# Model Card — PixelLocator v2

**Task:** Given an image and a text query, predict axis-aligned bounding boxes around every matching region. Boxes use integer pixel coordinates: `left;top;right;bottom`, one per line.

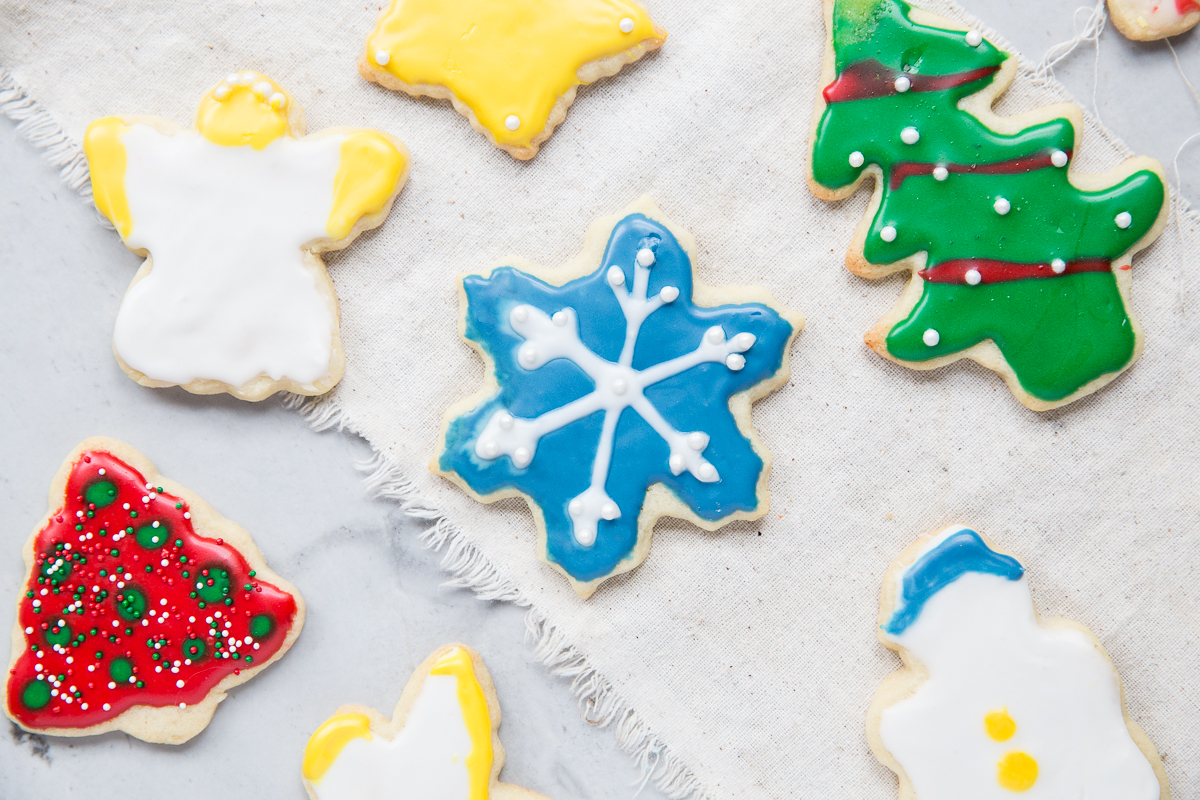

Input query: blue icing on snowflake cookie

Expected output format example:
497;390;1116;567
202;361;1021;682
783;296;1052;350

435;198;803;596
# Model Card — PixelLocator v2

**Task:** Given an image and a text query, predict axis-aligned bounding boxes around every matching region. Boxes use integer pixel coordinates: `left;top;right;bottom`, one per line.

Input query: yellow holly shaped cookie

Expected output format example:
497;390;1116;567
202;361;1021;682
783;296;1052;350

302;644;548;800
360;0;667;159
84;72;410;401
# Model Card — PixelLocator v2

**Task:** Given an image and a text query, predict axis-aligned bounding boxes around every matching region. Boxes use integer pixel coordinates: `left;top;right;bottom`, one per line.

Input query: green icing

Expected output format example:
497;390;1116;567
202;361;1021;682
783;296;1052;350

249;614;273;638
85;480;118;508
22;680;51;710
136;522;170;549
45;620;71;646
888;273;1135;401
197;566;231;603
109;657;133;683
116;585;146;620
183;637;207;660
831;0;1004;74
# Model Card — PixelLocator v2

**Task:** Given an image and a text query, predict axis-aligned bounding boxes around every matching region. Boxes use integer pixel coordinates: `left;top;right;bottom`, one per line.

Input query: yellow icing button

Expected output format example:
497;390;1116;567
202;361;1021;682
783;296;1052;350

429;647;493;800
997;751;1039;792
365;0;663;148
83;116;134;239
984;708;1017;742
196;72;289;150
328;131;408;240
302;712;373;783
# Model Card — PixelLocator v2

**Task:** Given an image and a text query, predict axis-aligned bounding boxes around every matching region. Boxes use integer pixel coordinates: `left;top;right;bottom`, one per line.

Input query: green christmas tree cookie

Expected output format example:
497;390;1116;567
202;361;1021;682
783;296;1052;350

808;0;1168;410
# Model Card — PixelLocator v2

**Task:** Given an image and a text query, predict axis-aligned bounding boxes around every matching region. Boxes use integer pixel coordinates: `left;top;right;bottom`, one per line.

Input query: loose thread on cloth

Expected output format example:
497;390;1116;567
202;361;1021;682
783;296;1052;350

282;393;711;800
1032;0;1107;126
0;68;94;199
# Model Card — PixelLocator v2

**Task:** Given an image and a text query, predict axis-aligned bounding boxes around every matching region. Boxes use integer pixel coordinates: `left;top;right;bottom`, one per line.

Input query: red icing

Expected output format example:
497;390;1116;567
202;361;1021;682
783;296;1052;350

889;150;1073;191
919;257;1112;284
1177;1;1200;15
6;450;297;729
822;60;1000;104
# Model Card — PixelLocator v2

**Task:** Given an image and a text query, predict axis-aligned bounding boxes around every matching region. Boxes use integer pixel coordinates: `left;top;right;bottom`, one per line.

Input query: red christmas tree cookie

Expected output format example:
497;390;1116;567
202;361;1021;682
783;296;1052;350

4;437;305;744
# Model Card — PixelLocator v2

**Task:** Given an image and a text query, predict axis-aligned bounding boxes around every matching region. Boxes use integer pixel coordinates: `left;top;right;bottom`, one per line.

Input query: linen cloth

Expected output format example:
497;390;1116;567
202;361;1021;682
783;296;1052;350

3;1;1198;797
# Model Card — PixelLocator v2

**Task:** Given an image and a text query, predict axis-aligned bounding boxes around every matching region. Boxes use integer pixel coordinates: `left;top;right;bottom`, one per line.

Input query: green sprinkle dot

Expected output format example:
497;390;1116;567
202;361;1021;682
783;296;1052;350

244;656;253;664
110;549;119;557
74;524;83;531
99;570;107;577
136;680;144;688
130;511;138;518
145;566;152;573
175;503;182;509
175;539;183;547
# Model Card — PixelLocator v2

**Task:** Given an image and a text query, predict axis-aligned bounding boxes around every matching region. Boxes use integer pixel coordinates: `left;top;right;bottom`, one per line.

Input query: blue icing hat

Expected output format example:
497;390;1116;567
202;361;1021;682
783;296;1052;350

884;528;1025;635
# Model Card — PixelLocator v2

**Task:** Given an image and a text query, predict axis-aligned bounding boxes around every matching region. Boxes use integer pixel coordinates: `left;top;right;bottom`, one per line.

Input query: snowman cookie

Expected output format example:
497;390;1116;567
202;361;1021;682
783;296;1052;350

302;644;548;800
870;526;1168;800
359;0;667;159
432;196;803;597
84;71;410;401
1108;0;1199;40
5;437;304;744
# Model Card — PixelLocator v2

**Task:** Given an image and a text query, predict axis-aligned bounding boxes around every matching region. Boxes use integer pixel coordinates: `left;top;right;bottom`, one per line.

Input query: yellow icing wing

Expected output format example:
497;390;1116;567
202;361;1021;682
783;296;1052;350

327;130;408;240
429;647;493;800
302;712;374;783
83;117;133;239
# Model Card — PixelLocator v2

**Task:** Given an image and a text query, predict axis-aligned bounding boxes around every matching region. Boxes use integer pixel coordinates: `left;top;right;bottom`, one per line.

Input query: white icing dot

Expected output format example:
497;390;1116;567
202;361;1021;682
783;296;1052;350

611;378;628;395
1115;211;1133;229
481;440;499;458
569;499;584;516
966;29;983;46
519;345;538;366
239;72;256;85
498;412;514;430
726;354;746;370
375;49;391;65
213;85;231;101
901;126;920;145
848;150;865;168
513;447;532;468
659;286;679;302
705;327;724;345
269;92;287;110
224;72;240;86
607;266;626;286
619;16;635;33
1051;258;1067;274
637;248;656;267
994;197;1011;215
894;76;911;93
601;502;620;520
253;81;273;99
933;166;949;181
732;332;756;351
923;328;941;347
552;310;569;326
687;432;708;450
505;115;521;131
880;225;898;242
1051;149;1069;168
669;454;686;473
965;268;982;285
699;463;718;481
511;305;529;324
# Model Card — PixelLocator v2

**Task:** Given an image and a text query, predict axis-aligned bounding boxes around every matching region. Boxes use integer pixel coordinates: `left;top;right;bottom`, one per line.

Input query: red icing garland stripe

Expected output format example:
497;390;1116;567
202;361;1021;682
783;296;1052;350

919;258;1112;285
889;150;1073;191
822;60;1000;104
6;450;298;729
1178;1;1200;14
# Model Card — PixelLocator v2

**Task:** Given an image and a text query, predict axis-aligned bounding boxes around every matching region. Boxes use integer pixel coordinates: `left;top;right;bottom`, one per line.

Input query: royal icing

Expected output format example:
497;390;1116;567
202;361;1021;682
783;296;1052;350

435;199;800;596
810;0;1166;406
303;646;539;800
5;444;300;739
874;527;1163;800
362;0;665;157
84;71;408;399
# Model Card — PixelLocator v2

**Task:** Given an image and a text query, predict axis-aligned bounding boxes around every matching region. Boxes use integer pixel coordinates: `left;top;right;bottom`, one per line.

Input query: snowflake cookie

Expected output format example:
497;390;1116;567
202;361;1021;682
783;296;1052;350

302;644;549;800
433;197;803;597
1108;0;1199;40
359;0;667;159
870;526;1168;800
808;0;1168;411
84;71;410;401
4;437;304;744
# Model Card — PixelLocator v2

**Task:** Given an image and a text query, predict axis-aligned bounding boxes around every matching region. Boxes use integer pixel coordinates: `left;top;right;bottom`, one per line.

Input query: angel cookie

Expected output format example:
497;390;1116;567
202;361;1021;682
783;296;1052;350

84;72;409;401
302;644;548;800
808;0;1167;410
360;0;666;159
1108;0;1199;40
4;437;304;744
870;526;1168;800
433;196;803;597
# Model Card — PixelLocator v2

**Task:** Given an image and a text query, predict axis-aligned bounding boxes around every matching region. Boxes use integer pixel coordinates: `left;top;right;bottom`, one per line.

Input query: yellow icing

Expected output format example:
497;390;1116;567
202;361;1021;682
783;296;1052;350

83;117;133;238
984;709;1017;742
327;131;408;239
429;646;493;800
196;74;289;150
366;0;662;147
997;751;1039;792
303;712;374;783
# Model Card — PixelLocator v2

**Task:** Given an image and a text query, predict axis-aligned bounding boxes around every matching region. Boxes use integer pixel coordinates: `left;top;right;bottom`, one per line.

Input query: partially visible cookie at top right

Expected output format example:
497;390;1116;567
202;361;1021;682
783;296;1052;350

1108;0;1199;40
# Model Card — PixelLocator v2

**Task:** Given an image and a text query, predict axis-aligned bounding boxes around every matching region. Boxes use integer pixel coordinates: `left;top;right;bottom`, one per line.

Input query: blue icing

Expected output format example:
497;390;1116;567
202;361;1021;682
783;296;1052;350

884;528;1025;635
439;213;795;583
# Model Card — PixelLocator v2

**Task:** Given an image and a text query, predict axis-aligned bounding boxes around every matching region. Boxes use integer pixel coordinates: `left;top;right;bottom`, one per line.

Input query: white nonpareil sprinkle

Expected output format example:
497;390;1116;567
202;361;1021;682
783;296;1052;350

923;328;941;347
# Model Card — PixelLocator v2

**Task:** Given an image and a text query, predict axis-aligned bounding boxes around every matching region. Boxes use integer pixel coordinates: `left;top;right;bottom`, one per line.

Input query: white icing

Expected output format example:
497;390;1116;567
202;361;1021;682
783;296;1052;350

965;29;983;46
473;249;756;546
880;225;898;242
619;16;635;32
505;114;521;130
849;150;865;168
901;126;920;145
112;125;342;388
932;166;948;181
922;328;940;346
894;76;911;93
1051;149;1069;168
1115;211;1133;229
880;530;1160;800
311;675;473;800
1051;258;1067;274
964;268;982;285
993;197;1011;215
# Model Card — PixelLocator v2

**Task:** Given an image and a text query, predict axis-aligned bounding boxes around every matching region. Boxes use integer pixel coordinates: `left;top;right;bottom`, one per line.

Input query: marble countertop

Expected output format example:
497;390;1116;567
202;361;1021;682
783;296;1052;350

1;1;1196;797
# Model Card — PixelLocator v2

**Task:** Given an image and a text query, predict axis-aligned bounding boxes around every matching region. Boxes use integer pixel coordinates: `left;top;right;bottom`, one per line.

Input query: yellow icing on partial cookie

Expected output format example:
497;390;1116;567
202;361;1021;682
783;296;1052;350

328;131;408;239
83;117;133;238
997;751;1039;792
302;712;374;783
196;74;289;150
429;646;493;800
366;0;662;148
984;709;1017;742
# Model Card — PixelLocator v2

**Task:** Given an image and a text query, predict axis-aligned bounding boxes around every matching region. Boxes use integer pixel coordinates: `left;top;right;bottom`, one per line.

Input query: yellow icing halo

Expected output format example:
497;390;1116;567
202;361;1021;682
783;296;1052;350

196;70;296;150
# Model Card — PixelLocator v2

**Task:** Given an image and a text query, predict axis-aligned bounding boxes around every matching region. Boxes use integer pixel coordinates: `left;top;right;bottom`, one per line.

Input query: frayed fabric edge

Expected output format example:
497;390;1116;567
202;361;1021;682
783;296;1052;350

0;68;94;200
281;393;712;800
